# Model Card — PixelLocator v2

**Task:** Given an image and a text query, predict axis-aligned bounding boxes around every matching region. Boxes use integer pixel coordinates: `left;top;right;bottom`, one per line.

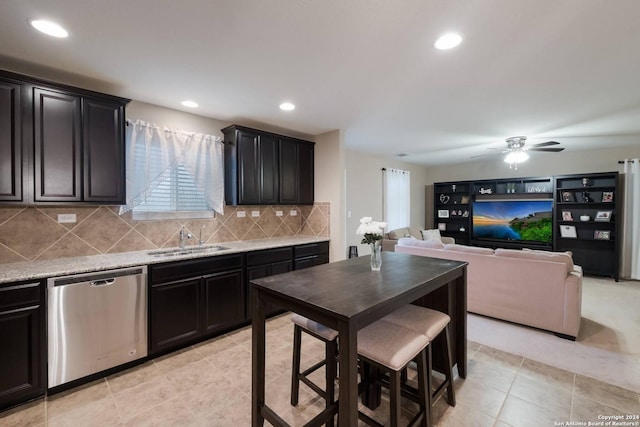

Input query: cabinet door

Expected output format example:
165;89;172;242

246;265;282;317
0;282;45;411
237;129;260;204
297;142;314;204
33;88;82;201
259;133;279;204
0;79;22;201
203;270;245;335
279;138;298;204
83;98;125;203
150;278;202;354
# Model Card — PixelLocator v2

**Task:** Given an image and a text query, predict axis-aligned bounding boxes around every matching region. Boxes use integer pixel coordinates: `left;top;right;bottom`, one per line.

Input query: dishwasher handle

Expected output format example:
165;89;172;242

90;278;116;287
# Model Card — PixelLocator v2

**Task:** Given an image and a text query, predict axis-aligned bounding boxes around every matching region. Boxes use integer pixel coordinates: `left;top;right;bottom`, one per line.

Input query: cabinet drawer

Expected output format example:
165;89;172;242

150;254;244;285
0;281;42;311
246;247;292;266
294;241;329;258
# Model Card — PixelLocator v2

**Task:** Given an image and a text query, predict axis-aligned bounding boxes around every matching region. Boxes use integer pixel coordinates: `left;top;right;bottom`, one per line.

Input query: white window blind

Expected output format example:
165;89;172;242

383;168;410;231
119;120;224;220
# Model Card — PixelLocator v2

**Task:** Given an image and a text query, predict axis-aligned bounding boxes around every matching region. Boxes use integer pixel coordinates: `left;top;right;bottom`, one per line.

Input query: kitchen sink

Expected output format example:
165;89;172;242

147;245;229;257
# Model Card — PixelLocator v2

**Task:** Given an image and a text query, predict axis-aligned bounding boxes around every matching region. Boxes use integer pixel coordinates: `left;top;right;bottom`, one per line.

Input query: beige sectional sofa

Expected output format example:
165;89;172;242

395;239;583;339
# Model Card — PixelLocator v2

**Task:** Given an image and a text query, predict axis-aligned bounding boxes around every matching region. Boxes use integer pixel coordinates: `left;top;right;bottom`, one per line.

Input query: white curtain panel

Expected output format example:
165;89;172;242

119;120;224;215
383;168;410;231
621;159;640;279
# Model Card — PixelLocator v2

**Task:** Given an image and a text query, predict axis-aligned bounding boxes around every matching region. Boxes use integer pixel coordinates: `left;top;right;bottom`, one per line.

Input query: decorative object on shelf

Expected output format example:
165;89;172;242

459;226;466;232
582;177;590;187
594;211;612;222
561;191;575;202
602;191;614;202
559;225;577;238
478;187;493;195
580;215;591;222
562;211;574;221
356;217;387;271
452;184;456;192
594;230;611;240
438;210;449;218
505;182;517;193
438;223;446;231
526;183;549;193
457;210;463;216
582;191;593;203
462;210;469;217
451;210;457;216
460;195;470;204
439;194;450;204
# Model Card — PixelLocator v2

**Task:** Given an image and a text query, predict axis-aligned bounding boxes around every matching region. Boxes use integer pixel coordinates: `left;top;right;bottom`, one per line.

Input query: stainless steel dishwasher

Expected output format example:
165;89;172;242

48;266;148;388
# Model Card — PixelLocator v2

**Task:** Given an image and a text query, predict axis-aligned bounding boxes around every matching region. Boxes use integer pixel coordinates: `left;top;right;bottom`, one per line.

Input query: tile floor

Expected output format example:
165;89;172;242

2;313;639;427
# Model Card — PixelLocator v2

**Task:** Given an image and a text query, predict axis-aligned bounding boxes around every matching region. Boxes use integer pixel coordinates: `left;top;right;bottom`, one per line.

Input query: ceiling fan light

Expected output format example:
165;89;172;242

504;151;529;164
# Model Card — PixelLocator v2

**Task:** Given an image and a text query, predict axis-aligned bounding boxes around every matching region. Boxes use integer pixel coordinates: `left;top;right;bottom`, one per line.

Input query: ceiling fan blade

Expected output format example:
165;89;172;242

529;147;565;152
530;141;560;147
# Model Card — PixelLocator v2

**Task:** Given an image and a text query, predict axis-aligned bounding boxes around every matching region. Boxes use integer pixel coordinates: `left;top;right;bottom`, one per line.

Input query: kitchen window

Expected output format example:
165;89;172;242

119;120;224;220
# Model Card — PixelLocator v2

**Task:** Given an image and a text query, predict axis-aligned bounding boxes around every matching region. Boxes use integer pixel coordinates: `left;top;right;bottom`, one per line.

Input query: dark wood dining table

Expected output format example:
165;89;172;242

250;251;468;427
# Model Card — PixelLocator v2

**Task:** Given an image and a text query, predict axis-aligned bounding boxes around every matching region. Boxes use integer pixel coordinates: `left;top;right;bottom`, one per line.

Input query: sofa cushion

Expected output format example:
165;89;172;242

398;237;445;249
444;244;495;255
407;226;424;239
421;229;442;243
523;247;573;258
388;227;411;240
495;248;574;274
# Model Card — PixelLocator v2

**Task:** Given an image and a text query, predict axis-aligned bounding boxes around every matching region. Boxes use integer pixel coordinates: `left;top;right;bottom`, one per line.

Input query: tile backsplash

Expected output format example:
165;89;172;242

0;203;329;265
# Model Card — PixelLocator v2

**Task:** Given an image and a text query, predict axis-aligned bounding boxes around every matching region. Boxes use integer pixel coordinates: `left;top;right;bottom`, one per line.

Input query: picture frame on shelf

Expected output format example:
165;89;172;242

594;230;611;240
437;209;449;218
561;191;575;202
594;210;612;222
438;223;446;231
460;195;470;204
559;225;577;238
601;191;614;202
562;211;574;221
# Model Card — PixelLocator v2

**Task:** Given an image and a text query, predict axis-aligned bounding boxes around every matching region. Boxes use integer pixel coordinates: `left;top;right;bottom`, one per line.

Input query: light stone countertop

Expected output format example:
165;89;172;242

0;236;330;284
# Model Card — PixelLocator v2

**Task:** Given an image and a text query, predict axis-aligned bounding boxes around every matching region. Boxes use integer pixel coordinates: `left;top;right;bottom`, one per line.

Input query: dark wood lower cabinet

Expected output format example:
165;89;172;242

0;281;45;412
203;270;244;335
149;278;202;354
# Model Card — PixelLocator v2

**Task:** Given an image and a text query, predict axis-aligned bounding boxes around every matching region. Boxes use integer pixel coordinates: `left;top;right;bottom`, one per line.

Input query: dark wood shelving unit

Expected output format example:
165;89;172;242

433;172;620;280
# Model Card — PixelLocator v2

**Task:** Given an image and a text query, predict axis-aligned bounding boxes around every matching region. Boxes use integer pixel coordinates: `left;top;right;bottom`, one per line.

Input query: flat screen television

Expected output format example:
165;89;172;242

472;199;553;244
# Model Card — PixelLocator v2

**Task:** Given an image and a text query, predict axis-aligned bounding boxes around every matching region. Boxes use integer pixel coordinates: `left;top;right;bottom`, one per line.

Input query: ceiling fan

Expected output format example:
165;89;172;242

475;136;565;169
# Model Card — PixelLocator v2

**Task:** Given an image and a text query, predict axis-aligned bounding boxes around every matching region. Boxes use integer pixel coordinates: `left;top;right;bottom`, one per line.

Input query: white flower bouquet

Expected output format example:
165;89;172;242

356;217;388;245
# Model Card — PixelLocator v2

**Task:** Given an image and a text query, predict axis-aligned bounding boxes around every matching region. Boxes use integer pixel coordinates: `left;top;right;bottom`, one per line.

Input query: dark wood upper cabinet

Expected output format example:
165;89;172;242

223;125;314;205
0;69;129;205
280;138;314;205
83;98;125;203
33;88;82;202
0;78;22;201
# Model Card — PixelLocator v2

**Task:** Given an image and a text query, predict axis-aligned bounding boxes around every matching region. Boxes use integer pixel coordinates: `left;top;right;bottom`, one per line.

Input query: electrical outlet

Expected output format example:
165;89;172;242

275;210;283;217
237;211;246;218
57;214;77;223
251;211;260;217
290;210;297;216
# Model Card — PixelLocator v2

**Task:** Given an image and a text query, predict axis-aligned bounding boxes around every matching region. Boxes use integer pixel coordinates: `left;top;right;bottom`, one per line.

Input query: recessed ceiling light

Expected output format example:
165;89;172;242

181;100;198;108
434;33;462;50
30;19;69;38
279;102;295;111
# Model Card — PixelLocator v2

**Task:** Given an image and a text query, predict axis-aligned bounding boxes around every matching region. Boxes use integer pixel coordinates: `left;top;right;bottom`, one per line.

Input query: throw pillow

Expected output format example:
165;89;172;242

387;227;409;240
421;229;442;243
523;248;573;258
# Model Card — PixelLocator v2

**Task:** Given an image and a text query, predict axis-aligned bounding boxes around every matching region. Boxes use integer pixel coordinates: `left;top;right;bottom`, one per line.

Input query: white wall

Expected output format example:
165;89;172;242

345;149;428;256
314;130;346;262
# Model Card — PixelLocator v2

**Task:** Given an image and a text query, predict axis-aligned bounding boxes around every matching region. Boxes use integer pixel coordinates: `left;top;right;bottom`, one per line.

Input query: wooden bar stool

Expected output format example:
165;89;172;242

290;314;338;425
383;305;456;409
357;319;432;427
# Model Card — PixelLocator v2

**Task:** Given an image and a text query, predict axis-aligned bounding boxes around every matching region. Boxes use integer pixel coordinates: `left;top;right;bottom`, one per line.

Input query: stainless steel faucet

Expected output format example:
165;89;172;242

179;226;192;249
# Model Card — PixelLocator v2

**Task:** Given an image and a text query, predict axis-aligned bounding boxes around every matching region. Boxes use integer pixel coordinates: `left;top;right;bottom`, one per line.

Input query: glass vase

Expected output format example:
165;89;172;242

370;241;382;271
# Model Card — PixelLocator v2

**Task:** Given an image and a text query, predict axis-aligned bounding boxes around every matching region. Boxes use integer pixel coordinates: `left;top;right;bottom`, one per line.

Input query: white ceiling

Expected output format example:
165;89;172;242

1;0;639;165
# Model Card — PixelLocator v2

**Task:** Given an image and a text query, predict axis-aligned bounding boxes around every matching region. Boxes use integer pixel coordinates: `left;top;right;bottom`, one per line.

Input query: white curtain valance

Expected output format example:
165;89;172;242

119;120;224;215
